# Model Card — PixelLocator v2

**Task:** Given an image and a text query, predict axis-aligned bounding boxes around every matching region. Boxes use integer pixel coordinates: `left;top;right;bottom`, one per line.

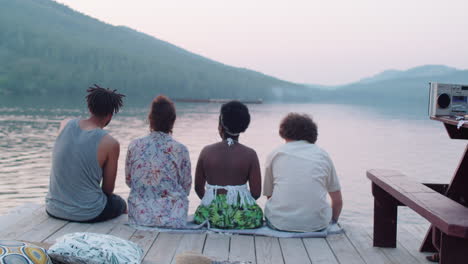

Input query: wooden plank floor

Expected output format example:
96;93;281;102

0;204;433;264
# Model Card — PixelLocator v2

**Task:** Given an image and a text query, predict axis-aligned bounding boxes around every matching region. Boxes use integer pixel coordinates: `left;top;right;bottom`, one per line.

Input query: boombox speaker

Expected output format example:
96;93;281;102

428;82;468;117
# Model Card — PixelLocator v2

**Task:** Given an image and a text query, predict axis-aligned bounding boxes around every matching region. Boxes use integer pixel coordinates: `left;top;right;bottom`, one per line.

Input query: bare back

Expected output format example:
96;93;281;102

195;141;261;199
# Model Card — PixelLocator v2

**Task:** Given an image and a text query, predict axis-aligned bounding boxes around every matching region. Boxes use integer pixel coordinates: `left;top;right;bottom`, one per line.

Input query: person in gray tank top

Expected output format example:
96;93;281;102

46;85;127;222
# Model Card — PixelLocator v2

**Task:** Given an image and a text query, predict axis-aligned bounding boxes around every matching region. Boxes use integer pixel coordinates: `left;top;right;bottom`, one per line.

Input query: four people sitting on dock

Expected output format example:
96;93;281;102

263;113;343;232
125;96;192;228
193;101;263;229
45;89;342;231
46;85;127;223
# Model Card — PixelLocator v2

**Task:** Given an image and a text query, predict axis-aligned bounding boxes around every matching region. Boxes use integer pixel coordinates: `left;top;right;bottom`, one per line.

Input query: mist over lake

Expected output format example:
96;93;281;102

1;101;465;225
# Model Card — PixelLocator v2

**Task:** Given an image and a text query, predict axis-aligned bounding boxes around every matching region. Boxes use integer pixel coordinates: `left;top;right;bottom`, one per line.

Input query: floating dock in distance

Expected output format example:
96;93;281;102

174;98;263;104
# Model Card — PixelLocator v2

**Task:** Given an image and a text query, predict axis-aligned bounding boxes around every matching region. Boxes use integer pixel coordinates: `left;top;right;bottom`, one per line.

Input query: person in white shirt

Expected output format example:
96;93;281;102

263;113;343;232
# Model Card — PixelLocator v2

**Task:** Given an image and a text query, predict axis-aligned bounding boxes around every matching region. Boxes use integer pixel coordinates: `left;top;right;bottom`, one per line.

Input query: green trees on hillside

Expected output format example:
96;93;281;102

3;0;464;106
0;0;306;100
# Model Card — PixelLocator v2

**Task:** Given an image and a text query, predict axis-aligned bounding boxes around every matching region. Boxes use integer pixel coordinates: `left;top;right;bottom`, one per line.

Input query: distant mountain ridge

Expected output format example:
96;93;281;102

322;65;468;112
357;65;461;84
302;65;468;115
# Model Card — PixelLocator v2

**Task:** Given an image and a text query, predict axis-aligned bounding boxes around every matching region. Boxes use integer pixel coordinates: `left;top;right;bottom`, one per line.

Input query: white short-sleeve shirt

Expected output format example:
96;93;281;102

263;140;341;232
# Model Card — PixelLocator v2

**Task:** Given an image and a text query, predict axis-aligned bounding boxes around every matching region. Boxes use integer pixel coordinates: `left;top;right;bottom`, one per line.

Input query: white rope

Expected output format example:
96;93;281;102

226;138;235;146
457;120;467;129
201;183;256;207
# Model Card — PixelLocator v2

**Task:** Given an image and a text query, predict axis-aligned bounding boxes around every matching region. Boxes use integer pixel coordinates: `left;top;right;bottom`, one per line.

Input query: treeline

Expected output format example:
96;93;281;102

0;0;312;100
2;0;466;108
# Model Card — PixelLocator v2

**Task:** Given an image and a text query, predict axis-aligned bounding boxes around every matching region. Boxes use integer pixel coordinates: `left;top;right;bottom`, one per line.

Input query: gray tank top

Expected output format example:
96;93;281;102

46;119;108;221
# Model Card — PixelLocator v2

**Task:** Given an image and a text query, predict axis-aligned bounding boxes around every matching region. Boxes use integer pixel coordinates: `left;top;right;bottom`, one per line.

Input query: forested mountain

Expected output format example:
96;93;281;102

318;65;468;111
357;65;458;84
0;0;311;100
2;0;467;107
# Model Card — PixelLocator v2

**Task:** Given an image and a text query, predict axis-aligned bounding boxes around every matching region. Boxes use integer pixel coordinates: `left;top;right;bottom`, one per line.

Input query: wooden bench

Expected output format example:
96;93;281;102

368;169;468;264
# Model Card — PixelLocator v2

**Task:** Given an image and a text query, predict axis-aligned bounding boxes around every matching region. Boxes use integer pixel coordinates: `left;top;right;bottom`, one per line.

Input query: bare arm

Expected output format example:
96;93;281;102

194;150;206;199
101;136;120;196
329;190;343;222
248;152;261;200
263;157;274;199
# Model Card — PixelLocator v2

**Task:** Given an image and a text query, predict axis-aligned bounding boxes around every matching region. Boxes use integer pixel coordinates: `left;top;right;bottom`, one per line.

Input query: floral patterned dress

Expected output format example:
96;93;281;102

125;131;192;228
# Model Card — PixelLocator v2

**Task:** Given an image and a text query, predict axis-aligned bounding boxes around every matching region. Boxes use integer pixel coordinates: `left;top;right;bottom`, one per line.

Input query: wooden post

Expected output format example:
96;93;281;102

445;146;468;206
419;226;437;252
439;233;468;264
372;183;398;248
421;145;468;251
444;123;468;140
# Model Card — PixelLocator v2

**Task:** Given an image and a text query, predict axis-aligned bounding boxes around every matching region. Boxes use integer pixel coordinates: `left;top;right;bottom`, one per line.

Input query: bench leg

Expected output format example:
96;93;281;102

419;225;437;252
372;183;398;248
440;233;468;264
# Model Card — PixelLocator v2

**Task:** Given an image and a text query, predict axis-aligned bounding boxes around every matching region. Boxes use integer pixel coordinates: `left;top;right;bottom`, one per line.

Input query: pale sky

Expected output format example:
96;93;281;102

56;0;468;85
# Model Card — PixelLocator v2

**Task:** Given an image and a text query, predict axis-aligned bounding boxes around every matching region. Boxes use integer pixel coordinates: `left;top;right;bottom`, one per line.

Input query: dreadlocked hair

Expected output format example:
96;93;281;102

86;84;125;117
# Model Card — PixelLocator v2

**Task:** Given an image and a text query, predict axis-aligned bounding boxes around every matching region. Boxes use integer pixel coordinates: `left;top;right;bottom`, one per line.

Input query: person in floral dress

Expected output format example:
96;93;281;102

125;96;191;228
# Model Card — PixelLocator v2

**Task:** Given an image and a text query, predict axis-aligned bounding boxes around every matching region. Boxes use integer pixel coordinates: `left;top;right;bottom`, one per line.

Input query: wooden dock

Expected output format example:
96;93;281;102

0;204;433;264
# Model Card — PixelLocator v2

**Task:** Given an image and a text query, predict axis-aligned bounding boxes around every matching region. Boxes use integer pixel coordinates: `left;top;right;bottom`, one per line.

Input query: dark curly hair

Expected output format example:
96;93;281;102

86;84;125;117
279;113;318;144
220;101;251;136
148;95;176;134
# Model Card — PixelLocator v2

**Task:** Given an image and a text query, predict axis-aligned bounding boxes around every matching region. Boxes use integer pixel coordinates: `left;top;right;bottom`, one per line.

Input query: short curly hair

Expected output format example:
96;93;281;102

279;113;318;143
148;95;176;134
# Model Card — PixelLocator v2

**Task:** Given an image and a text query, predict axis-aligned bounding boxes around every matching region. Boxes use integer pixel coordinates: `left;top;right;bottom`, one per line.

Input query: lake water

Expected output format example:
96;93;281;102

0;101;466;225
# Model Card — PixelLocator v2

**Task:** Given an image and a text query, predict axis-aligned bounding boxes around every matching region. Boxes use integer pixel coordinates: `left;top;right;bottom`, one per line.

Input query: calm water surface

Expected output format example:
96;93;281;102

0;102;466;225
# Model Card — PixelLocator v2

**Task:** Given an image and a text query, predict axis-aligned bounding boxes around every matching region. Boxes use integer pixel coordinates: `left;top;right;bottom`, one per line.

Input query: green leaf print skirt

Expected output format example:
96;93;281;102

194;194;263;229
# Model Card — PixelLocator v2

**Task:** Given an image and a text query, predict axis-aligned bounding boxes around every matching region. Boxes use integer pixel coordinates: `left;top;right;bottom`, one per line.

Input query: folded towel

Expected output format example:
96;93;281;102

128;218;344;238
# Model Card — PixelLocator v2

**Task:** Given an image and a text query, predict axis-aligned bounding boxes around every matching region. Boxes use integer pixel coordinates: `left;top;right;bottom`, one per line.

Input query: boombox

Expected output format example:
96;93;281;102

428;82;468;117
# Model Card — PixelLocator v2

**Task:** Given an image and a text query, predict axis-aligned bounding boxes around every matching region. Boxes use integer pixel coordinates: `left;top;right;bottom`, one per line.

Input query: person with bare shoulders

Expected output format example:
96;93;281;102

263;113;343;232
45;85;127;223
194;101;263;229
